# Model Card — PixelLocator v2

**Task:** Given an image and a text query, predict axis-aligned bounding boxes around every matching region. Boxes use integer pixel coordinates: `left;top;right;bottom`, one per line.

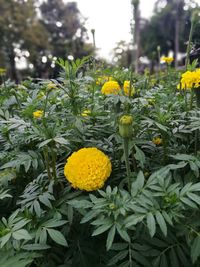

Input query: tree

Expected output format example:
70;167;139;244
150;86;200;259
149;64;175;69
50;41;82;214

140;0;198;67
0;0;49;82
131;0;141;72
40;0;93;76
0;0;93;81
112;41;132;67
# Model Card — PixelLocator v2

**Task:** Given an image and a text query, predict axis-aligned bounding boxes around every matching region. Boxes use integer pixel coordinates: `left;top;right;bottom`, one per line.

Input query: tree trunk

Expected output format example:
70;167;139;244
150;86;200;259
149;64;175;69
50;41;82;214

174;13;179;68
132;0;140;73
8;45;18;83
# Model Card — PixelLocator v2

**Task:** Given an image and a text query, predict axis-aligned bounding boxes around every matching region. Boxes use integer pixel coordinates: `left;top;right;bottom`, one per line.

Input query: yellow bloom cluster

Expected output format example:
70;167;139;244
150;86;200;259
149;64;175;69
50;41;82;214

101;81;121;95
101;80;135;96
47;82;58;91
33;110;44;119
123;81;135;96
81;109;91;117
152;137;162;146
161;56;174;64
177;69;200;90
64;147;112;191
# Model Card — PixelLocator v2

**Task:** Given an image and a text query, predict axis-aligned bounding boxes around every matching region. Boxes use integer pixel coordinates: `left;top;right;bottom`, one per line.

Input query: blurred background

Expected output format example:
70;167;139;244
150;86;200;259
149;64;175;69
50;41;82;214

0;0;200;81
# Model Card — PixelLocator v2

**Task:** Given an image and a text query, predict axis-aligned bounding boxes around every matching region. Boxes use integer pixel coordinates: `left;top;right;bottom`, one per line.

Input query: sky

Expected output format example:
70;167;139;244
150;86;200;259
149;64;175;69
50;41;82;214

65;0;156;59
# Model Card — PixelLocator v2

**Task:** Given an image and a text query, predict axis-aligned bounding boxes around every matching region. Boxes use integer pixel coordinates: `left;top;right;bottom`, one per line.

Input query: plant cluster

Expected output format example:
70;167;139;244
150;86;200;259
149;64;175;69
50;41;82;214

1;57;200;266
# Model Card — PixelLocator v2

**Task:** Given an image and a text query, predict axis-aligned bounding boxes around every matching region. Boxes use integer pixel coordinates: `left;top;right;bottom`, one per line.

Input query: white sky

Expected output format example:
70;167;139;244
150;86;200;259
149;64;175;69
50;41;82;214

17;0;199;69
65;0;156;59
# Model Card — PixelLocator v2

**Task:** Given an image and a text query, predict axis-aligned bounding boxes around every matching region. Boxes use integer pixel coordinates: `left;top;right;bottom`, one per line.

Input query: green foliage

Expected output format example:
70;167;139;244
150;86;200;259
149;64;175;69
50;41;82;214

1;57;200;266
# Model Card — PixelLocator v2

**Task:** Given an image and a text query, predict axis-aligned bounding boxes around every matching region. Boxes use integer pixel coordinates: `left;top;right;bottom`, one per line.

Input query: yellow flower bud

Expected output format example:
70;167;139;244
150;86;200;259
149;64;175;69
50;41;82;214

33;110;44;119
119;115;133;138
152;137;162;146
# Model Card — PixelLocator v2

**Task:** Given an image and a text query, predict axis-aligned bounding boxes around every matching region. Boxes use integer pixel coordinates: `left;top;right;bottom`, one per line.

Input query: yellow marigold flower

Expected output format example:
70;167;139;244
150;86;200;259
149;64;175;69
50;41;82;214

33;110;44;119
81;109;91;117
161;56;174;64
123;81;135;96
177;69;200;90
101;81;121;95
152;137;162;146
47;82;57;91
64;147;112;191
96;76;113;85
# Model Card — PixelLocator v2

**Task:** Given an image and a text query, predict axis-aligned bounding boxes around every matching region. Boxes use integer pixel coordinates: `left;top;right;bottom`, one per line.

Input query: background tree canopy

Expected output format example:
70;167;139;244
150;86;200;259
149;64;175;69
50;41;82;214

0;0;93;81
0;0;199;79
113;0;200;69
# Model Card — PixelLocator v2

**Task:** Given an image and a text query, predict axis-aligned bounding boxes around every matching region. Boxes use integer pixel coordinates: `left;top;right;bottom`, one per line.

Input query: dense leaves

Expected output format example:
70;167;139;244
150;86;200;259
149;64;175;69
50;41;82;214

1;57;200;267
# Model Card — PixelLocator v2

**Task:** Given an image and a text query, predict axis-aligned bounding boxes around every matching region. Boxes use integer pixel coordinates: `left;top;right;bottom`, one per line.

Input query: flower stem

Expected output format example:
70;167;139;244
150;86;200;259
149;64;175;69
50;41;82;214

185;14;195;70
43;147;52;179
51;145;57;180
123;137;131;192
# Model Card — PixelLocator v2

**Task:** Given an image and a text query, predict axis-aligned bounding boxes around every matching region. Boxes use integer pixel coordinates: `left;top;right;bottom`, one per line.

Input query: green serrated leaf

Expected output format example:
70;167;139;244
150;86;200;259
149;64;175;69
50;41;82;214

106;225;116;251
147;212;156;237
155;211;167;236
47;228;68;247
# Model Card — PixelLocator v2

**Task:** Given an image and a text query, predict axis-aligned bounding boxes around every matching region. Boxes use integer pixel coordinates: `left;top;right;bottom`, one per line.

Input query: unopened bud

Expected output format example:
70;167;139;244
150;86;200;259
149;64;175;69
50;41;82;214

119;115;133;138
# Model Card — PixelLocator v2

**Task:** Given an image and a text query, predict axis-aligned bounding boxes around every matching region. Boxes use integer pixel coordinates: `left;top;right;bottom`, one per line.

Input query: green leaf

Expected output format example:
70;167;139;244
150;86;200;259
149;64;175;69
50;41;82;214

187;192;200;205
38;139;52;148
176;246;191;267
180;197;198;209
68;199;93;209
155;211;167;236
125;214;145;228
22;244;50;250
33;200;41;217
92;223;112;236
147;212;156;237
47;228;68;247
189;161;199;177
116;225;130;242
12;229;32;240
162;211;173;226
106;225;116;251
39;194;53;208
170;248;179;267
160;253;168;267
191;236;200;263
13;219;30;231
108;250;128;266
131;171;145;196
54;137;69;146
42;219;67;228
134;145;145;168
81;210;99;223
171;154;194;161
0;233;11;247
